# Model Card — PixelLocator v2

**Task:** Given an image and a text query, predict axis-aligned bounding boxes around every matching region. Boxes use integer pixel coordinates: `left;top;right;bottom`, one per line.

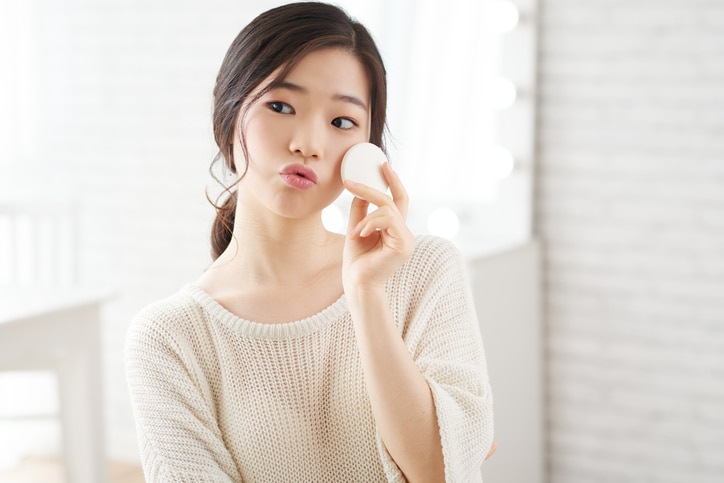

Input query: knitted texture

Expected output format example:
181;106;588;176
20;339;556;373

126;235;494;482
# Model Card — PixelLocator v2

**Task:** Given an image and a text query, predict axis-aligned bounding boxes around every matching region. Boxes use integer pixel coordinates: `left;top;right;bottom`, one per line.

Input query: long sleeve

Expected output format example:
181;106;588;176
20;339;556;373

125;300;241;482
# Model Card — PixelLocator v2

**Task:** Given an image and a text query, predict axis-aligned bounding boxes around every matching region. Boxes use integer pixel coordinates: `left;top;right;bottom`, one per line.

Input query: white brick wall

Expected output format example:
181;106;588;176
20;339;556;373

537;1;724;481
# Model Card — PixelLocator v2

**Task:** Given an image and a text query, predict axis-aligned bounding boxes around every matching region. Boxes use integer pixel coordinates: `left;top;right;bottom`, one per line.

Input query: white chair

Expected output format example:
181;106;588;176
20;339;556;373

0;201;108;483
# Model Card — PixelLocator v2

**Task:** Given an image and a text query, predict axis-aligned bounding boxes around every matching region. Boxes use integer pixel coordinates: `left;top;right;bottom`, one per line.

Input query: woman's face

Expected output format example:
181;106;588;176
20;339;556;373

233;48;371;221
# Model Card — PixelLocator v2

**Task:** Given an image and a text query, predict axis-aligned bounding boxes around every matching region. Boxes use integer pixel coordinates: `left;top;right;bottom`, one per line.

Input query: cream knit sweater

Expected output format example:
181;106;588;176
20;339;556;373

126;235;494;482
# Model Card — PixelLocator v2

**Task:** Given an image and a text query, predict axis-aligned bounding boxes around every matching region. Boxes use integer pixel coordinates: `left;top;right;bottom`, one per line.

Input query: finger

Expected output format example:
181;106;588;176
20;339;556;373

381;162;409;219
351;213;385;238
346;196;369;234
356;218;407;241
356;215;389;238
344;179;393;209
485;441;497;461
352;207;407;239
350;204;390;233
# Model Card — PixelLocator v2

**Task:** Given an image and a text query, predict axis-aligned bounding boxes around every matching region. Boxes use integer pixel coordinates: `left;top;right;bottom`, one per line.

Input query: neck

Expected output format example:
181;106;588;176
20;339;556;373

213;201;342;286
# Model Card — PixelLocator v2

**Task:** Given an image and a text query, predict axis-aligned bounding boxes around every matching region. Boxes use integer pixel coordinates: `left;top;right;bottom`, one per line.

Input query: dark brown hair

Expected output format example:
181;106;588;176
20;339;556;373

208;2;388;260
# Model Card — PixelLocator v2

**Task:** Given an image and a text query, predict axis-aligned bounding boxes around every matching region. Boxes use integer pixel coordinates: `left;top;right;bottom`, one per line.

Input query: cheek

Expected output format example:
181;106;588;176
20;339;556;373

243;115;283;156
230;135;247;175
316;153;344;191
330;168;344;189
233;118;266;172
229;111;249;173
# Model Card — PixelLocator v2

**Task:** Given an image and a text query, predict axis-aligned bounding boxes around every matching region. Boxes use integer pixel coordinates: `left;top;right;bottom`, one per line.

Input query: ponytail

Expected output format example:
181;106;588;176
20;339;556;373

210;191;236;260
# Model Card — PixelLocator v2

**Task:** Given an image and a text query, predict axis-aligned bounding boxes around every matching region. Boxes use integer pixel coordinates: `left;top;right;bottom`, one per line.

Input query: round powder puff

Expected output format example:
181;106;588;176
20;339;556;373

340;142;389;194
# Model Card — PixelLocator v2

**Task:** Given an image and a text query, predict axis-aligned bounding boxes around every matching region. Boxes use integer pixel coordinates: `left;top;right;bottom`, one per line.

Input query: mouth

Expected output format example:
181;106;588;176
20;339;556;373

279;163;318;191
280;164;318;184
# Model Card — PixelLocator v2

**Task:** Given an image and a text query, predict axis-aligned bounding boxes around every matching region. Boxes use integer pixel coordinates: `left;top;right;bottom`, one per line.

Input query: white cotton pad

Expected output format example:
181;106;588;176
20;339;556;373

340;142;389;194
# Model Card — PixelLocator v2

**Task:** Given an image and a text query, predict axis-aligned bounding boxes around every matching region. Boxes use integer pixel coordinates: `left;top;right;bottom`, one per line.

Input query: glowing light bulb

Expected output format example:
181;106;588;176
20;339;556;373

487;1;520;33
427;208;460;239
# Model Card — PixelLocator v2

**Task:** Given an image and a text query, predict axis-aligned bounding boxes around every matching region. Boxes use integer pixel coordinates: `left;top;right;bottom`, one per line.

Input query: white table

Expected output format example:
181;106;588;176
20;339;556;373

0;289;109;483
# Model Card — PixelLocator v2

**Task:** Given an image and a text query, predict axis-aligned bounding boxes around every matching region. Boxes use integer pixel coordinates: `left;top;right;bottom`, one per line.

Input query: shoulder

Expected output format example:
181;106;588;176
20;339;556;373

411;234;462;262
126;287;203;353
388;236;479;343
389;235;467;302
402;235;466;281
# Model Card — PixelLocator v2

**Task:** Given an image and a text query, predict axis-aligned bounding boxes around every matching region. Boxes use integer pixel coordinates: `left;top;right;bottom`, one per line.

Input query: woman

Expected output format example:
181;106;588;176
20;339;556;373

126;2;494;481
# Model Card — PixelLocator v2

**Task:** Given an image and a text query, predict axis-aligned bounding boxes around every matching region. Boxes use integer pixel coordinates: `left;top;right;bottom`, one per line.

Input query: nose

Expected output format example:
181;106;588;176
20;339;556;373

289;120;325;160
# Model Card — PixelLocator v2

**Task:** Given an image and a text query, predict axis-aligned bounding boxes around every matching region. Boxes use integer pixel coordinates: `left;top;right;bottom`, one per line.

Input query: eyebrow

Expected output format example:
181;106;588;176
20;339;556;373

275;81;368;111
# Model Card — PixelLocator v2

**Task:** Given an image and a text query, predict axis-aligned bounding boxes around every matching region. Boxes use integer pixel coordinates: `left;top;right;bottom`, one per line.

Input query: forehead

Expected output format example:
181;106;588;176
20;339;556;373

266;48;371;107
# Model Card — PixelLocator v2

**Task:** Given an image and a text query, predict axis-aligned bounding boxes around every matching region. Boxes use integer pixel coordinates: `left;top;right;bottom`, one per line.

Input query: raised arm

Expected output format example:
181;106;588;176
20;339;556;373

343;163;494;482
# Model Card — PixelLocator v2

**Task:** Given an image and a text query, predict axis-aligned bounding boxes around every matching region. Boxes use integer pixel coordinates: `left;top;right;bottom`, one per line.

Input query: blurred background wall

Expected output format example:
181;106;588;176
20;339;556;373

537;1;724;481
0;0;723;482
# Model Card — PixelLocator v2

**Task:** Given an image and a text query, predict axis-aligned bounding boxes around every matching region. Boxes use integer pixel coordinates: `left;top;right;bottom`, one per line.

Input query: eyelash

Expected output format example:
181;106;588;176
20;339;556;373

332;117;357;130
269;101;294;115
267;102;358;130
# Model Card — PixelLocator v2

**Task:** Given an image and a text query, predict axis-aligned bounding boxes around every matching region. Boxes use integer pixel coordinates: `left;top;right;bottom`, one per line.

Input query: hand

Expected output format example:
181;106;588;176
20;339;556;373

485;441;497;460
342;162;414;290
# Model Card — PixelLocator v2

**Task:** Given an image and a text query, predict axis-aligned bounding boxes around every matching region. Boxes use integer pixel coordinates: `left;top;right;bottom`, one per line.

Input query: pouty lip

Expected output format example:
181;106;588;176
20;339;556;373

280;164;318;184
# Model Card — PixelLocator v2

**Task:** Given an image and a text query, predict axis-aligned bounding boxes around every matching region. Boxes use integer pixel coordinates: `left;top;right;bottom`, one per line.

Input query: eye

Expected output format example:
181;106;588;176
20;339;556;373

332;117;357;130
269;101;294;114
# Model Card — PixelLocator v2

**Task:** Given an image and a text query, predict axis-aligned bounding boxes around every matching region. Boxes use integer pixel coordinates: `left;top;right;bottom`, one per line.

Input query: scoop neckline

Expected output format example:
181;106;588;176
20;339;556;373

182;284;348;340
